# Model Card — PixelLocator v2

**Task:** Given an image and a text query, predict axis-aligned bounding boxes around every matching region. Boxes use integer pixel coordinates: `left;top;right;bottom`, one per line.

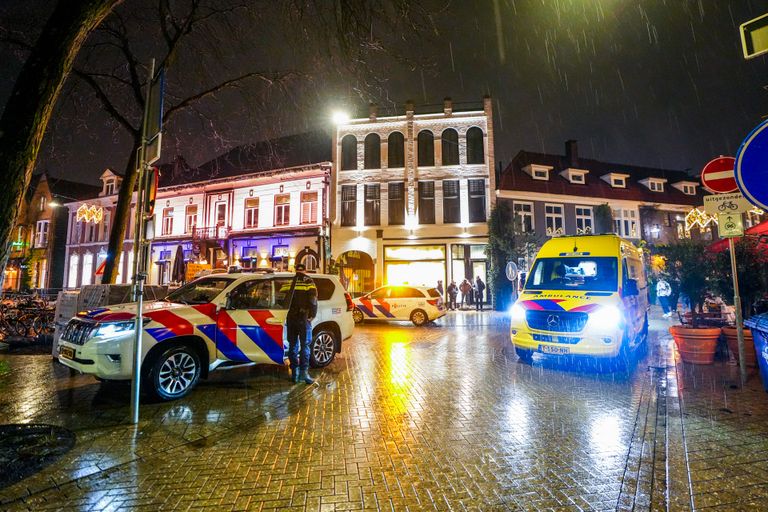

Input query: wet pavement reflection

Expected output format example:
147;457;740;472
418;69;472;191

1;309;767;510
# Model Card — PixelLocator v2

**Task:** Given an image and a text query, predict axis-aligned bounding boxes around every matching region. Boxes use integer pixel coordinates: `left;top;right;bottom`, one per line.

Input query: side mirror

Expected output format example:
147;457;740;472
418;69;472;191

624;279;639;297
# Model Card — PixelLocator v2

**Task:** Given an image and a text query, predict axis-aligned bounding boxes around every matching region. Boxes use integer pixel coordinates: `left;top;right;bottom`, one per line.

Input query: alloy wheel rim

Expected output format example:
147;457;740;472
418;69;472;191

313;333;334;364
414;311;425;325
158;352;197;395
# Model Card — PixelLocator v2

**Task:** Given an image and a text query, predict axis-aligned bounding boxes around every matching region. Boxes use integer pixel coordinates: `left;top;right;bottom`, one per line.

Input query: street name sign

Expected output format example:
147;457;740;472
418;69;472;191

735;119;768;211
702;192;752;215
718;213;744;238
701;156;738;193
740;12;768;59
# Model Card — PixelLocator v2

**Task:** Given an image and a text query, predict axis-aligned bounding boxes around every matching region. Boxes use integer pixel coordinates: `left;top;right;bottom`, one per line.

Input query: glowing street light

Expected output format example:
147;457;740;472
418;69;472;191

332;111;350;125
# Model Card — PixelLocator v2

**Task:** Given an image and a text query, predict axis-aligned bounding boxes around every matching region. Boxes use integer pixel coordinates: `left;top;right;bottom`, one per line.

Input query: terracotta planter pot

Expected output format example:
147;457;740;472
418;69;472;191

721;326;757;368
669;325;721;364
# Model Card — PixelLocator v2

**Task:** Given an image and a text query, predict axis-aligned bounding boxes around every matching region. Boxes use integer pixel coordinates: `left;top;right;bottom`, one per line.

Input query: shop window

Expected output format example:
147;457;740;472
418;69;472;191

575;206;593;234
443;180;460;224
441;129;459;166
545;204;564;236
513;202;534;233
363;133;381;169
185;205;198;234
274;194;290;226
466;127;484;164
341;135;357;171
388;132;405;168
468;179;486;223
300;192;318;225
244;198;259;228
364;184;380;226
417;130;434;167
388;182;405;225
418;181;435;224
341;185;357;227
162;207;174;235
34;220;49;248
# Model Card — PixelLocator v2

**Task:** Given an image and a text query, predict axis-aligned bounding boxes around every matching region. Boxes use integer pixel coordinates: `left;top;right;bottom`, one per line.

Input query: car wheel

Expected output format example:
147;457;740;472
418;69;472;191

146;345;201;401
310;328;337;368
352;308;364;324
515;347;533;363
411;309;428;326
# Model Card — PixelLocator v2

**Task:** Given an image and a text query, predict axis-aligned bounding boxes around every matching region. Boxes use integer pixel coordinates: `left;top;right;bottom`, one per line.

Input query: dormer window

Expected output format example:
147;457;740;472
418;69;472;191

524;164;553;181
560;168;588;184
672;181;698;196
602;172;630;188
105;179;115;195
682;184;696;195
639;177;667;192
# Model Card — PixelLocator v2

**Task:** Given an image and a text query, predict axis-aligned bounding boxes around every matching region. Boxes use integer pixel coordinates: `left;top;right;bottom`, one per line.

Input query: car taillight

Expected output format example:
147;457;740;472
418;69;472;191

344;292;354;312
427;299;440;306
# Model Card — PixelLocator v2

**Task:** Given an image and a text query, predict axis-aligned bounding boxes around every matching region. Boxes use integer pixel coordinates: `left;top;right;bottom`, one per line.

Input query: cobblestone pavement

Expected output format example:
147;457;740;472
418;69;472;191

0;309;767;511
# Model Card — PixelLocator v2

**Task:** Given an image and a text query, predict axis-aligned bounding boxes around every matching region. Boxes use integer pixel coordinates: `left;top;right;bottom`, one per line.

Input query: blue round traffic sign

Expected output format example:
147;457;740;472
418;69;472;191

736;119;768;210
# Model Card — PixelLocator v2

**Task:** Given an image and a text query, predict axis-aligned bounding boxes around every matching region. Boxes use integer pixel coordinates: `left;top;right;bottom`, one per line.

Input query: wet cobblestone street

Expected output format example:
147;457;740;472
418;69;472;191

1;309;768;511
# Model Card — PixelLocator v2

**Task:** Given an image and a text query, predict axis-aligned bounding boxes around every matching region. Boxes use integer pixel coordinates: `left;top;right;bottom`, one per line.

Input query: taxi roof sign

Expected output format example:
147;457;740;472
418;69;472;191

740;12;768;59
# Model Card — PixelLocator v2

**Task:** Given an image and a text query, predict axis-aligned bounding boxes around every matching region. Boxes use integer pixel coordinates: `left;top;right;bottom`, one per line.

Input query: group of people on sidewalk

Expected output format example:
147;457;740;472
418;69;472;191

439;276;486;311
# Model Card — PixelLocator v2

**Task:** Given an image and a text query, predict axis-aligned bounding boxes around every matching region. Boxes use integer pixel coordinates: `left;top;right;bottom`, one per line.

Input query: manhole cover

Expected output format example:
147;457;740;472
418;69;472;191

0;424;76;489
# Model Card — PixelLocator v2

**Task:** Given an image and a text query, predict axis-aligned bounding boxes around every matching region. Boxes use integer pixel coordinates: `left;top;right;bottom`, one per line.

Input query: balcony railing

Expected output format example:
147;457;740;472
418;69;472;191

193;226;229;240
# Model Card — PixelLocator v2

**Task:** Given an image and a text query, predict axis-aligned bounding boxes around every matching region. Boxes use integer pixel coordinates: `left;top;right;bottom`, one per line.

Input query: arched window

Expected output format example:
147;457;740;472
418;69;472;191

340;135;357;171
441;128;459;166
417;130;434;167
387;132;405;168
466;127;485;164
363;133;381;169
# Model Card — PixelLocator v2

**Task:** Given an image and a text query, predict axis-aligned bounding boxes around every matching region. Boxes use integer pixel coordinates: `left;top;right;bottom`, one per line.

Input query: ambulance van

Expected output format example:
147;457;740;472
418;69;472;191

510;234;649;366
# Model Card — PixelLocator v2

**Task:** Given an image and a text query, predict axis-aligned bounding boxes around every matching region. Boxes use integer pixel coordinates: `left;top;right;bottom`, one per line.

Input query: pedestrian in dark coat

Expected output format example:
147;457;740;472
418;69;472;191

475;276;486;311
459;279;472;309
437;280;444;297
446;281;458;310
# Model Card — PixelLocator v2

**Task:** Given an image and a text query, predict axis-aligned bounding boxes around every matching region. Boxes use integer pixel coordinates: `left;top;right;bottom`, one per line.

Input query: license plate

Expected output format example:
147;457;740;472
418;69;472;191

539;344;570;355
59;346;75;360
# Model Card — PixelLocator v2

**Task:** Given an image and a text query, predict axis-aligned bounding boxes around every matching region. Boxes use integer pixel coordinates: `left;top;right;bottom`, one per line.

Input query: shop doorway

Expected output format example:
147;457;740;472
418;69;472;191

337;250;374;296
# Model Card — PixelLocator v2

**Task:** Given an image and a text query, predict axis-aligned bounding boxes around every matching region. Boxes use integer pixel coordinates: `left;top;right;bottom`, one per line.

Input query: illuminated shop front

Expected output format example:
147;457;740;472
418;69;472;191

384;245;446;287
450;243;488;283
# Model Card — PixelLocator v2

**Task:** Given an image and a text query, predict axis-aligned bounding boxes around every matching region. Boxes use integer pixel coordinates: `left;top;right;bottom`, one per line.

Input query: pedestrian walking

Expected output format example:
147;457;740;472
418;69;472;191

447;281;458;310
459;279;472;309
437;280;444;297
656;278;672;318
286;263;318;384
475;276;486;311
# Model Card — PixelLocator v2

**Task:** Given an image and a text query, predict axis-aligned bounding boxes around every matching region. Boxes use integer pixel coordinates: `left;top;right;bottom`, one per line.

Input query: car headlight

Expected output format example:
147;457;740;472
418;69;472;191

93;321;137;339
510;303;526;322
588;306;623;329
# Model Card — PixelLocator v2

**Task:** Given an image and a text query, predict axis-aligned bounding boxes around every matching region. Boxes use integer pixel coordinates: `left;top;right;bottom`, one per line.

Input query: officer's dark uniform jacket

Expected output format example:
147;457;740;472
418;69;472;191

287;273;318;321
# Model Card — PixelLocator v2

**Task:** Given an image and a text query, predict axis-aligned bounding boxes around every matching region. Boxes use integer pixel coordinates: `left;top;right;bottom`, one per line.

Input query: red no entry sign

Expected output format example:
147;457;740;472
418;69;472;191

702;156;738;194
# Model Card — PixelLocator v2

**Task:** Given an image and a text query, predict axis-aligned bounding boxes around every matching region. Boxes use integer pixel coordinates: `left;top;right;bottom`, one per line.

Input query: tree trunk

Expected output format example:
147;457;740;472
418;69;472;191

0;0;122;288
101;140;140;284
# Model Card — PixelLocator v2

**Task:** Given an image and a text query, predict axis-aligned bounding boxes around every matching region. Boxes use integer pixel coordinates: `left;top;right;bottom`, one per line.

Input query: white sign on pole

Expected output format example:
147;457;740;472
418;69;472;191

702;192;753;215
718;213;745;237
505;261;518;282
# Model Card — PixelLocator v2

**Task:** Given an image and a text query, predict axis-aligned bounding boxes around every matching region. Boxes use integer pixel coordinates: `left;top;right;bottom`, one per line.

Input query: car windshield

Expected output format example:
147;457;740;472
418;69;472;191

526;257;618;292
164;276;235;304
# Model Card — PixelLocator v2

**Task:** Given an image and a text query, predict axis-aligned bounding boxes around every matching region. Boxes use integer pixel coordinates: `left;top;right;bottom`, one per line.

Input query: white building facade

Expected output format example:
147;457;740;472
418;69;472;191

331;97;495;295
63;164;331;288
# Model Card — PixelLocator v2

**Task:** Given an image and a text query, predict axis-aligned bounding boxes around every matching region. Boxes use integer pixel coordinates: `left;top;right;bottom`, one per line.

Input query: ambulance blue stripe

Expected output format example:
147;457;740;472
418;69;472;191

146;327;176;342
374;305;396;318
533;299;566;311
357;305;376;317
198;324;249;361
240;325;283;364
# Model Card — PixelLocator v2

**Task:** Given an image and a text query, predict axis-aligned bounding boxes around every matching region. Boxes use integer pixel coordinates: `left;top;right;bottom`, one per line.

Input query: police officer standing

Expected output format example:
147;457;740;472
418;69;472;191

286;263;318;384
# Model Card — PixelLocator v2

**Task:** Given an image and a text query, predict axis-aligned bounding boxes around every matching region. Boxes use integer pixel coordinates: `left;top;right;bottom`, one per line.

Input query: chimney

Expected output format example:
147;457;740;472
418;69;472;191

405;99;414;117
368;103;378;121
565;139;578;167
443;97;453;116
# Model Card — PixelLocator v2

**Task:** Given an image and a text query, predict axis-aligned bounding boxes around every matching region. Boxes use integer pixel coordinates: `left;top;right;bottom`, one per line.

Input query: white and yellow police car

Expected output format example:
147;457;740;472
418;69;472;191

352;285;446;326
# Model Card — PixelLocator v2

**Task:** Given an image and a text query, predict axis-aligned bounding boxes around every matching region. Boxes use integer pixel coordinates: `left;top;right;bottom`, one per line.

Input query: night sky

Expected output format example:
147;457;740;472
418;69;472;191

2;0;768;185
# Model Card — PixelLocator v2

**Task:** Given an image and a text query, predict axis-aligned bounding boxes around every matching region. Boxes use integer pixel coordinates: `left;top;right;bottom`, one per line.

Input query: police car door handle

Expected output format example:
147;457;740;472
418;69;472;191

266;318;283;325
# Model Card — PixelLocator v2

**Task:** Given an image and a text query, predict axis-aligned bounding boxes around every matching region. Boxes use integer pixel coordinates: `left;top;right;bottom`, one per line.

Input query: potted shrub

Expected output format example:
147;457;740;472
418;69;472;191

657;240;720;364
713;237;768;367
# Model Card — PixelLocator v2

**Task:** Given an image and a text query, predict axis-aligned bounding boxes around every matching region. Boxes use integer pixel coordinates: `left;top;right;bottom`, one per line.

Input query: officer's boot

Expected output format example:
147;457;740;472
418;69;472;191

291;367;300;384
301;369;315;385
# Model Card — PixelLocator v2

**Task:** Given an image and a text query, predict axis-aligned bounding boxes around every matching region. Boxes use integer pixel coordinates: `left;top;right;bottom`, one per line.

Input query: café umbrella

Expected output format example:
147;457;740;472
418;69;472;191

171;245;186;283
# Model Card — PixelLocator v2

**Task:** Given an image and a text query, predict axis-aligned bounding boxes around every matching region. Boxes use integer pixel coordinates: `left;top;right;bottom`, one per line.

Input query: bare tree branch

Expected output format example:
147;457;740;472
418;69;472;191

74;69;139;135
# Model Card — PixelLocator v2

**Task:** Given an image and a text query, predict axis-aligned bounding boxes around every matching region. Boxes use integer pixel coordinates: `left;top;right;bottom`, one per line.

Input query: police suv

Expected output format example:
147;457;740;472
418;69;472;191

352;285;446;326
56;272;354;400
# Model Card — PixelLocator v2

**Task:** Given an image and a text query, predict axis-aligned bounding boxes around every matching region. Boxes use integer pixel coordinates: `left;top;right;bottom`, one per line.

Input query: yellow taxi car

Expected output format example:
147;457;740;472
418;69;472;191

510;234;649;366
